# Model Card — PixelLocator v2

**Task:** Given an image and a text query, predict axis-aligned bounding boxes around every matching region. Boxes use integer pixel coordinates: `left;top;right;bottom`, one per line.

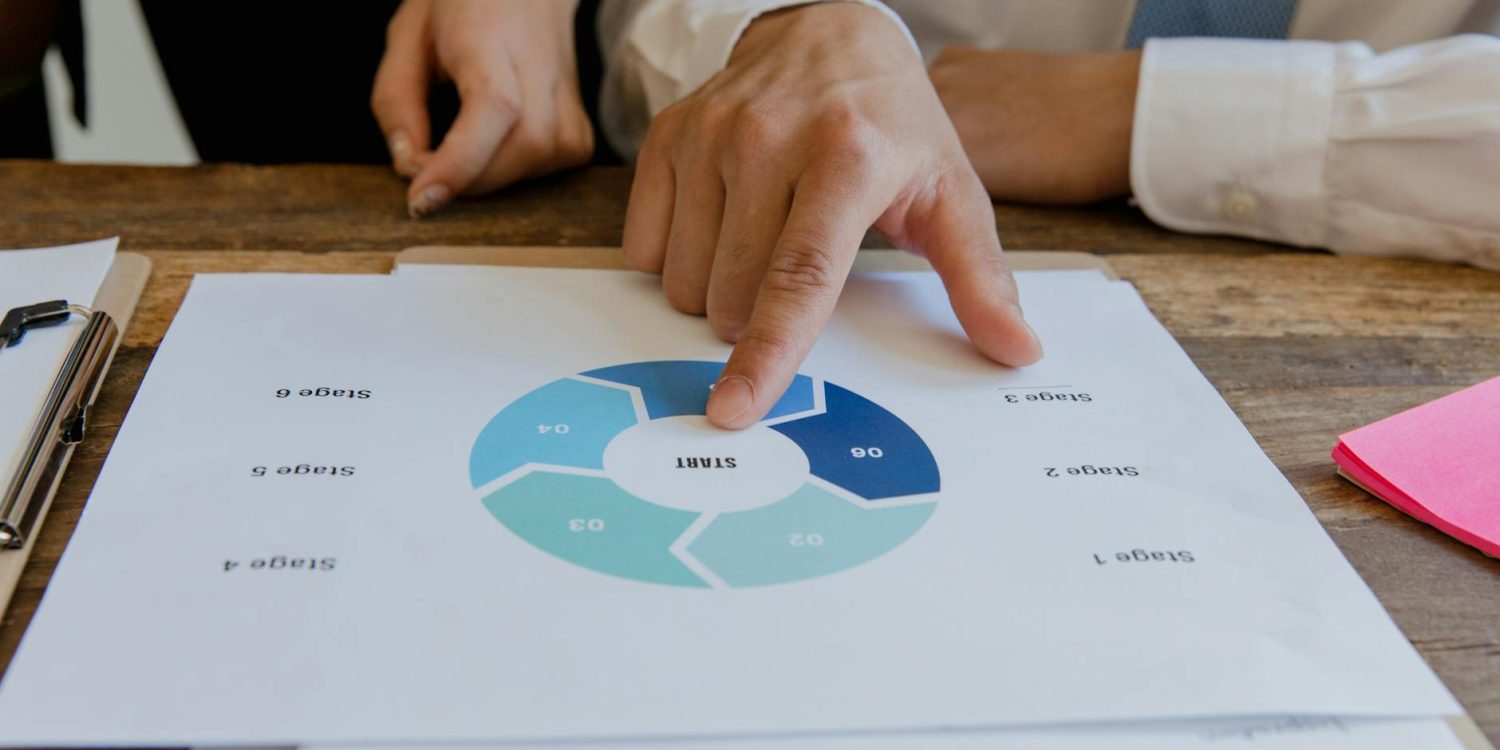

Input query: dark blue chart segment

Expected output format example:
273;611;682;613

770;383;940;500
583;360;814;421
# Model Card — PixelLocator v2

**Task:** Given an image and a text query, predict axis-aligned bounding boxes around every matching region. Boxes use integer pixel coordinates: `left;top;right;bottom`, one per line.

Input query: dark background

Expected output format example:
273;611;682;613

0;0;617;164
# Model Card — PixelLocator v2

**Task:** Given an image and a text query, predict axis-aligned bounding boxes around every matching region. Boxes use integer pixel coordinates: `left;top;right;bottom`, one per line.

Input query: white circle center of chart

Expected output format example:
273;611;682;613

602;415;811;513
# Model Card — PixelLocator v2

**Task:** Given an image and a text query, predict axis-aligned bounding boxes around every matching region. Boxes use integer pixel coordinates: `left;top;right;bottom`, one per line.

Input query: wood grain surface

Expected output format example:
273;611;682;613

1;161;1496;740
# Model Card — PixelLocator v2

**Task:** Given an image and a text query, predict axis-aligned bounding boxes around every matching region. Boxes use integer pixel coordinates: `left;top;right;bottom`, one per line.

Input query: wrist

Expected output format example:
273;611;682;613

733;2;915;70
1099;50;1142;199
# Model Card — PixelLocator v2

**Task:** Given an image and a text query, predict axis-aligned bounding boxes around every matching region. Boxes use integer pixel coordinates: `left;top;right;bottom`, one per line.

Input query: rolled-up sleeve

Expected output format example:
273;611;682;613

1131;35;1500;270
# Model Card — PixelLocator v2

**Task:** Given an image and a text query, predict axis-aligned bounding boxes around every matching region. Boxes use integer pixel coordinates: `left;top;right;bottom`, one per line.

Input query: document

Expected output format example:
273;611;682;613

0;239;117;492
312;715;1469;750
0;267;1459;745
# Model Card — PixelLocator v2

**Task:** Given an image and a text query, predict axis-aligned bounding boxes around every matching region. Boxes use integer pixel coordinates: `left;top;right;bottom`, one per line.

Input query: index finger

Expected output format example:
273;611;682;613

371;3;434;177
706;170;872;429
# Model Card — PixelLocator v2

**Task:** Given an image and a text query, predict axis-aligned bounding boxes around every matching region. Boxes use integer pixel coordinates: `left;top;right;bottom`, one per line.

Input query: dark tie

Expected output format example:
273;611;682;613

1125;0;1300;48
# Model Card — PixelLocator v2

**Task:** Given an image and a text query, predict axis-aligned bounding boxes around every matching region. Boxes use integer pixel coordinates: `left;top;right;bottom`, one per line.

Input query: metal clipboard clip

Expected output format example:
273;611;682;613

0;301;119;550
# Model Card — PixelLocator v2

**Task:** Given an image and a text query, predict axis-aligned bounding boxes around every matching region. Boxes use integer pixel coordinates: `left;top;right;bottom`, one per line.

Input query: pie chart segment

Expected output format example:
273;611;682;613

583;360;816;421
482;470;709;587
769;383;941;500
687;483;938;587
469;378;640;488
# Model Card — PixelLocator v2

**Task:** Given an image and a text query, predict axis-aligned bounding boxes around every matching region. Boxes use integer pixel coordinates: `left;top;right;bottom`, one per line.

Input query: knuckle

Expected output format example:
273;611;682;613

664;281;707;316
710;316;749;344
654;100;690;129
369;87;395;116
450;147;493;181
556;121;595;163
764;238;840;298
384;13;410;46
816;109;881;171
690;97;737;131
727;105;778;155
735;326;800;366
642;107;686;157
368;74;405;117
510;121;555;160
621;241;663;273
385;0;426;45
707;299;753;343
460;77;522;120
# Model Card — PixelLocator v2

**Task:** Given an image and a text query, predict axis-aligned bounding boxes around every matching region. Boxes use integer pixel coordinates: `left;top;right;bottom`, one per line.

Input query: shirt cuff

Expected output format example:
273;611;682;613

1130;38;1340;248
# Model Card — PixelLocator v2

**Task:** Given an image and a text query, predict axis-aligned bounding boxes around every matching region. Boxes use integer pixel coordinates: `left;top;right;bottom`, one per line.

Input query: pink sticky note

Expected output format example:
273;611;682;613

1333;376;1500;558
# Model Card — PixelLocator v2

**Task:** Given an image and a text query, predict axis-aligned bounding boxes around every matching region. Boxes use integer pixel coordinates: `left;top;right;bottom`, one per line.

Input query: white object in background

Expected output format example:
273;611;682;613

41;0;197;165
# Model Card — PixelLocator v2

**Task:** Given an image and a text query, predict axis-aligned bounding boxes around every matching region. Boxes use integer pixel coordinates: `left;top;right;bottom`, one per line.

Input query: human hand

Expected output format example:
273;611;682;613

622;3;1042;430
372;0;594;217
930;47;1141;205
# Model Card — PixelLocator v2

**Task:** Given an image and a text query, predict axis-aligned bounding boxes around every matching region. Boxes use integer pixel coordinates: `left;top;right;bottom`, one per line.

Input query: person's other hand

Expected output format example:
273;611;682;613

930;47;1141;205
622;3;1042;430
372;0;594;217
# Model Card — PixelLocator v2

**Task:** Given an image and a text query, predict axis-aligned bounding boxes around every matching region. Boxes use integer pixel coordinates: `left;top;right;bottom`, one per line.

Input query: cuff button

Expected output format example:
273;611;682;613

1223;190;1260;221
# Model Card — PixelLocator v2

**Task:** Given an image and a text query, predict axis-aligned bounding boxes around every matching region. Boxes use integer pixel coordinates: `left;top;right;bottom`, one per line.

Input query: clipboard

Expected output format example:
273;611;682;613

395;245;1493;750
0;251;150;616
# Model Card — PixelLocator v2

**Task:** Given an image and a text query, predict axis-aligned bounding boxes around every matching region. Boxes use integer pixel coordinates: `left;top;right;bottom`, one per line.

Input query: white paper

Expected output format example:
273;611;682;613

0;268;1459;746
307;716;1468;750
0;239;117;490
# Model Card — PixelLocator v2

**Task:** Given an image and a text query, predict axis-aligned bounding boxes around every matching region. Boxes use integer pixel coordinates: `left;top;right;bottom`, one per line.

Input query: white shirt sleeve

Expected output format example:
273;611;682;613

597;0;917;161
1131;35;1500;270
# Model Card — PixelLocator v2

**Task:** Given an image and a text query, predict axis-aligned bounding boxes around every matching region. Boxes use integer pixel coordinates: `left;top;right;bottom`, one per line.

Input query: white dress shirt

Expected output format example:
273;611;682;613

598;0;1500;269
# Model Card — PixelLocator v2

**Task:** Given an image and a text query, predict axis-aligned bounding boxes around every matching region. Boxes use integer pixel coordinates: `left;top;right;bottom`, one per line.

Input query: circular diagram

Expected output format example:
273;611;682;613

468;360;940;588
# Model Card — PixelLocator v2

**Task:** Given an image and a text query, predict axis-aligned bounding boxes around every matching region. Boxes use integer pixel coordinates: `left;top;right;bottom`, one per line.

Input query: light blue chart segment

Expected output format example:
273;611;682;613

469;378;639;488
483;471;708;587
770;383;940;500
688;483;936;587
583;360;815;421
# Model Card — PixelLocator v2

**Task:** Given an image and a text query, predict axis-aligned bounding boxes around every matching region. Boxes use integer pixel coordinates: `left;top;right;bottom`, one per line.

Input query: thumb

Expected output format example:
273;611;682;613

406;60;522;217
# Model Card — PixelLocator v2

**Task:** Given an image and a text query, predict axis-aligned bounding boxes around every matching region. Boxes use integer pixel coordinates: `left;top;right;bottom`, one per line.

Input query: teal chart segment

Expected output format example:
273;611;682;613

469;361;940;588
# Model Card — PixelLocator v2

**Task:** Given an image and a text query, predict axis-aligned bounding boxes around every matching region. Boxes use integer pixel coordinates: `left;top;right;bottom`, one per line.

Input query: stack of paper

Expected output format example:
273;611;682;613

1334;376;1500;558
0;239;117;498
0;265;1480;749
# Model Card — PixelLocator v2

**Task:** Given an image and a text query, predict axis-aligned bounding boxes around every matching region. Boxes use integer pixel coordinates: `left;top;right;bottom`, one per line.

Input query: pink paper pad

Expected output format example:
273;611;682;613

1332;376;1500;558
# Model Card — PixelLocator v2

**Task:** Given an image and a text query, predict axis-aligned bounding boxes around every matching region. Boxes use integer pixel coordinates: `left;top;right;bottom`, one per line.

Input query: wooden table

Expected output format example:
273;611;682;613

3;160;1498;740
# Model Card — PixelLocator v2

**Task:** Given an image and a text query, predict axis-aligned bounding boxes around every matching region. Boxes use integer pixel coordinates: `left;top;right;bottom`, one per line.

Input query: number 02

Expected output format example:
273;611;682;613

788;533;824;547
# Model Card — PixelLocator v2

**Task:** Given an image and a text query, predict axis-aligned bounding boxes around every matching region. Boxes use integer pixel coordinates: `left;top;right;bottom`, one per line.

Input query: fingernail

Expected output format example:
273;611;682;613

1015;305;1044;358
1024;319;1044;357
707;376;754;428
389;131;416;176
408;184;451;219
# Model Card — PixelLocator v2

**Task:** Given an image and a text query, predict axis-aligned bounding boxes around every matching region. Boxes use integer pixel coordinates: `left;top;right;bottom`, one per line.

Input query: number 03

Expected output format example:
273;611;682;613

568;518;605;532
